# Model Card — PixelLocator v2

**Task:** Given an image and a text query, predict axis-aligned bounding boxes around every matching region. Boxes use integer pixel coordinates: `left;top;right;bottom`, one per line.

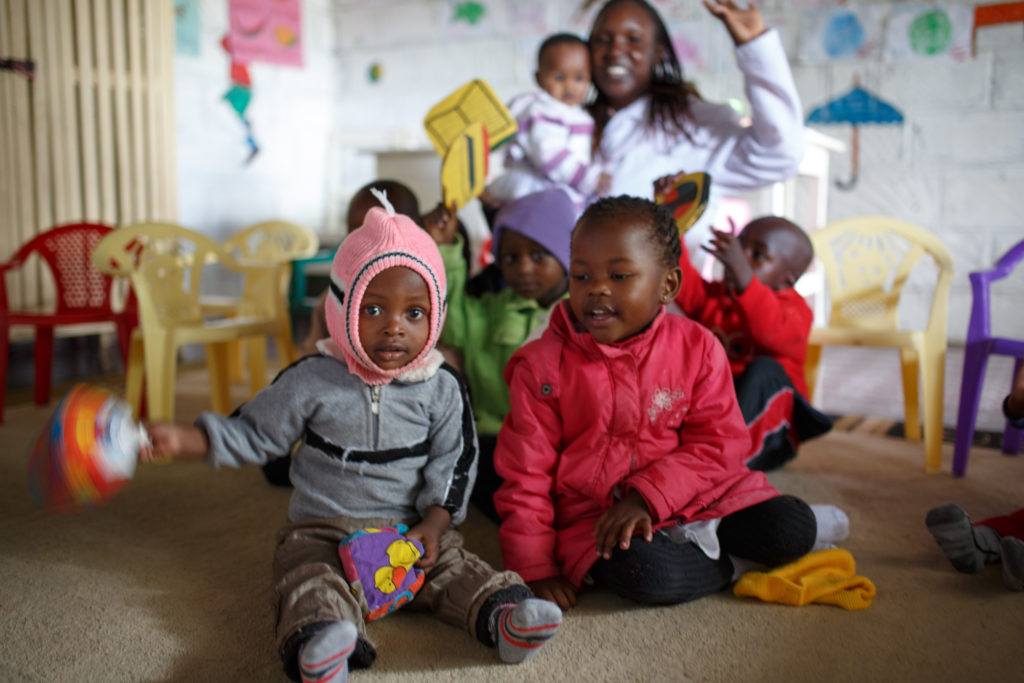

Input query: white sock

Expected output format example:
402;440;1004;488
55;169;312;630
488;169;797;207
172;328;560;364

729;555;766;582
299;621;357;683
810;504;850;551
492;599;562;664
1001;536;1024;591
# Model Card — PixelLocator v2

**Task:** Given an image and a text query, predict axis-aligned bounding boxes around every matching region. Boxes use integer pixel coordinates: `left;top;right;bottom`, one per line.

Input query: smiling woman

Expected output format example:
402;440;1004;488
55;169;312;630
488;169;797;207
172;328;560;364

586;0;806;262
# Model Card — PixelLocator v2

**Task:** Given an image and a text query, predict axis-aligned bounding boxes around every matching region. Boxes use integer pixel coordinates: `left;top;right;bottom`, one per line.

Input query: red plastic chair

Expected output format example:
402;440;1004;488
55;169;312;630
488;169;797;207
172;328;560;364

0;223;137;423
952;238;1024;476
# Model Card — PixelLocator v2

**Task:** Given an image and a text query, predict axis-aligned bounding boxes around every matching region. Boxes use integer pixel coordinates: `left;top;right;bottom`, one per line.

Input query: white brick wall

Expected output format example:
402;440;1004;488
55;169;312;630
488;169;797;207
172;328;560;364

175;0;1024;344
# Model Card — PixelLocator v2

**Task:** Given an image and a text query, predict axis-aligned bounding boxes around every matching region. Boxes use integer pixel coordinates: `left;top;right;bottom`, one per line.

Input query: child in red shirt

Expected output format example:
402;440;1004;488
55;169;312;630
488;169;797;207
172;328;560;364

668;202;832;471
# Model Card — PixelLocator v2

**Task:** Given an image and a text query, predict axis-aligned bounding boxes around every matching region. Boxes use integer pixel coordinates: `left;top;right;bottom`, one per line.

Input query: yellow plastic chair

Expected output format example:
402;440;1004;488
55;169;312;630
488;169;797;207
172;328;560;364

200;220;318;376
804;216;954;473
92;222;284;421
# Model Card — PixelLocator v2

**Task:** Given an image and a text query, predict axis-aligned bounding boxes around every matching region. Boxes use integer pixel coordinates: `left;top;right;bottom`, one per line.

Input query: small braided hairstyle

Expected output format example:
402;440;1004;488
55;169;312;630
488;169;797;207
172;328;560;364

575;195;681;270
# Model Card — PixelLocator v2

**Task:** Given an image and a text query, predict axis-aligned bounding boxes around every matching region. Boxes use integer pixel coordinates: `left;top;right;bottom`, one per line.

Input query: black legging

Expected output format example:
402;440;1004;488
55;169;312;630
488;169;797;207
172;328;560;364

589;494;816;605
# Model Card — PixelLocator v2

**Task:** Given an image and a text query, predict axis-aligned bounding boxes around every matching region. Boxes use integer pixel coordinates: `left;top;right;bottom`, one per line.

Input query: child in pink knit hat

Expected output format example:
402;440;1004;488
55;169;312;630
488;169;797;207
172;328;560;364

142;189;561;682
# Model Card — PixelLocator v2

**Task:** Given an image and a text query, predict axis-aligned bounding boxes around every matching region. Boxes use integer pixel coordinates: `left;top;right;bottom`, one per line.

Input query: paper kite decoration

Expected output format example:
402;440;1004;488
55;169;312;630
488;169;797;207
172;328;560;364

654;171;711;235
28;384;147;512
338;525;425;622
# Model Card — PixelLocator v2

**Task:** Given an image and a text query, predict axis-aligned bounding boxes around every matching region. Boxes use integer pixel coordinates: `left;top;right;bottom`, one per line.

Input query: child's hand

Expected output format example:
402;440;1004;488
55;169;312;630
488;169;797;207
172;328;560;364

407;506;451;570
527;576;577;612
593;490;653;560
423;203;459;245
703;0;767;46
702;223;753;294
596;172;613;196
140;422;209;462
653;172;685;198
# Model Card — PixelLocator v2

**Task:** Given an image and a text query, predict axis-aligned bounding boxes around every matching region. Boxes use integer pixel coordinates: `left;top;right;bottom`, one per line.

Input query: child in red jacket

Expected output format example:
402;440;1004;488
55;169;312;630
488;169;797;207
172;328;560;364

666;198;832;471
494;195;817;610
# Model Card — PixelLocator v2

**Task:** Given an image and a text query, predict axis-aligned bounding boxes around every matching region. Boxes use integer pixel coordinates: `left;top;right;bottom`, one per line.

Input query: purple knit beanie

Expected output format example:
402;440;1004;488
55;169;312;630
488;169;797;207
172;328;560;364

325;188;447;385
490;188;575;273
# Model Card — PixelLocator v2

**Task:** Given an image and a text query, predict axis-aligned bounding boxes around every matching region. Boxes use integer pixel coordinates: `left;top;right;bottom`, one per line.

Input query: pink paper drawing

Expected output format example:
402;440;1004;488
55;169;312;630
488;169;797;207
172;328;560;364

229;0;303;67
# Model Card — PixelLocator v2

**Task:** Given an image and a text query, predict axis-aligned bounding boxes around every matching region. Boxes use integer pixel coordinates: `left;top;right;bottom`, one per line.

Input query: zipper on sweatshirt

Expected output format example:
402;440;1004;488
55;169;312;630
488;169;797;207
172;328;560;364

370;385;381;448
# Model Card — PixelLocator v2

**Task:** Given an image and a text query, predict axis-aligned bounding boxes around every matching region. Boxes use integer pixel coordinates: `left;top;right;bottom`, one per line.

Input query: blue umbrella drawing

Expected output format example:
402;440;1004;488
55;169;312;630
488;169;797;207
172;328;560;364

806;77;904;191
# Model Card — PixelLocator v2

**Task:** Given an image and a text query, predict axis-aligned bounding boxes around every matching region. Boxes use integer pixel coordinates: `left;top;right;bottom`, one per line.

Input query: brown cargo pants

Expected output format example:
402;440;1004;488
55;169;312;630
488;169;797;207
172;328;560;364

271;514;523;654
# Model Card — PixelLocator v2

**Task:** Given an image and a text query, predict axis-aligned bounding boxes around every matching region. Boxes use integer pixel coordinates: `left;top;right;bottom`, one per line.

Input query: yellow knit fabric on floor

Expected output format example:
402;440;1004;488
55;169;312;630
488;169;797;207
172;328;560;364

733;548;876;610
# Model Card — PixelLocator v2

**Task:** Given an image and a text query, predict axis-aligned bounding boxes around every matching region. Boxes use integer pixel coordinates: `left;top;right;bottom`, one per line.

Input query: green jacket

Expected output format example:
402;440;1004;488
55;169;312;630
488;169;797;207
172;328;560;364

439;237;563;436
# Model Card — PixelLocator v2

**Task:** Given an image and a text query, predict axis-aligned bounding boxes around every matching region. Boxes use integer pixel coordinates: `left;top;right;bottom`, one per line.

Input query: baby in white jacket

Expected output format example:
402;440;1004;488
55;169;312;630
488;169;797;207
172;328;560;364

485;33;611;212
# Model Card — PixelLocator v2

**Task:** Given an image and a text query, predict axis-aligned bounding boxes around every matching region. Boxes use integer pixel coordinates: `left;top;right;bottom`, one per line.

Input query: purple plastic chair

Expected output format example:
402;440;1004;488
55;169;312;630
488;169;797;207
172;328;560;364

952;238;1024;477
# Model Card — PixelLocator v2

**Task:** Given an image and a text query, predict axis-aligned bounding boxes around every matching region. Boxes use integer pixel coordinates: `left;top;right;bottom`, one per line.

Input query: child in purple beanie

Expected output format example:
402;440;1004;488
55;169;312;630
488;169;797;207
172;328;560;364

424;188;575;522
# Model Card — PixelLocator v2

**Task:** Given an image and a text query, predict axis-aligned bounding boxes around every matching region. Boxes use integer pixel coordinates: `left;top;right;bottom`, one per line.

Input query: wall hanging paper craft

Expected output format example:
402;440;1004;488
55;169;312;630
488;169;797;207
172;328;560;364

806;78;904;191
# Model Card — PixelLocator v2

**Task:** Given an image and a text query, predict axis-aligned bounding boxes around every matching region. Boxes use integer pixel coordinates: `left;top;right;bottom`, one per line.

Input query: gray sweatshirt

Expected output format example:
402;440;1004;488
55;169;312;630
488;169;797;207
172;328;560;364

196;351;478;525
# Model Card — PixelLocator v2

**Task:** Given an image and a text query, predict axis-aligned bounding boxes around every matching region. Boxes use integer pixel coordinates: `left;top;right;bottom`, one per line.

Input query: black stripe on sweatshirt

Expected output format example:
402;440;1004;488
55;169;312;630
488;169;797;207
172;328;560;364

305;428;431;464
439;362;478;516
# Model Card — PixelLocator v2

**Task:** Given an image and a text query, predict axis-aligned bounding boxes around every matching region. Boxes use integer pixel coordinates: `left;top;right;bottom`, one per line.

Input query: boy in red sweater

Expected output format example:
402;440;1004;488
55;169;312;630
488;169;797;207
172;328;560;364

671;209;831;470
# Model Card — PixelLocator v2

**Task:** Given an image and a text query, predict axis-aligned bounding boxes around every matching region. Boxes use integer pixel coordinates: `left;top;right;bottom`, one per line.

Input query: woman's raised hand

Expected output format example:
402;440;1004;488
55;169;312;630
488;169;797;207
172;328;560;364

703;0;767;46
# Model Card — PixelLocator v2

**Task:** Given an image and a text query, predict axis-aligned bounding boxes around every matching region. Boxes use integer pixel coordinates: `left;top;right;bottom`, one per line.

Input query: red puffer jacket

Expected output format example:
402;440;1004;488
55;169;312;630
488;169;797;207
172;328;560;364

494;302;780;587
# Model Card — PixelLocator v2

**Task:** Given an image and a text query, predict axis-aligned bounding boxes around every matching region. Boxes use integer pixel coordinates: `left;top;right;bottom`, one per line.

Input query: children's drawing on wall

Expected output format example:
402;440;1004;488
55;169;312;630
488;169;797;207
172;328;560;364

884;4;973;61
228;0;303;67
368;62;382;84
648;0;694;23
798;6;884;63
972;2;1024;55
504;0;549;36
806;78;904;191
174;0;200;57
668;20;736;74
221;36;260;165
444;1;492;37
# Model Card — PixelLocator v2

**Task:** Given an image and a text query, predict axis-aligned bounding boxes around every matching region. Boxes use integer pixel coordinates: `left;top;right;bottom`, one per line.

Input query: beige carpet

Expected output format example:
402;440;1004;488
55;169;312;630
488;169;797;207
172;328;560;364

1;370;1021;682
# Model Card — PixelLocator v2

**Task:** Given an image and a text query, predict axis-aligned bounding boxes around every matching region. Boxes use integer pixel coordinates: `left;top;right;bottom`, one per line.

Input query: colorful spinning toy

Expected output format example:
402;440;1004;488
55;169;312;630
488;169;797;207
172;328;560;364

28;384;147;512
654;171;711;235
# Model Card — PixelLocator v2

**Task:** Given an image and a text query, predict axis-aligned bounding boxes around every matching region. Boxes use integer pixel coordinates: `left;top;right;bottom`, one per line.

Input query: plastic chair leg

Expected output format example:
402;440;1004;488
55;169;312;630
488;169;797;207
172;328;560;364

33;326;55;406
0;322;8;424
952;343;990;476
804;343;823;402
1005;423;1024;455
125;333;146;421
206;342;233;414
899;347;921;442
920;342;946;473
227;339;245;382
245;336;268;399
144;332;177;421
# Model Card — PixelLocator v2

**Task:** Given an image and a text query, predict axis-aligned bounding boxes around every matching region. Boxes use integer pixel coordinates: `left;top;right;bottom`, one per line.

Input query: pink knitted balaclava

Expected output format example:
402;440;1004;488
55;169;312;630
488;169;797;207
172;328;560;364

324;189;447;385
